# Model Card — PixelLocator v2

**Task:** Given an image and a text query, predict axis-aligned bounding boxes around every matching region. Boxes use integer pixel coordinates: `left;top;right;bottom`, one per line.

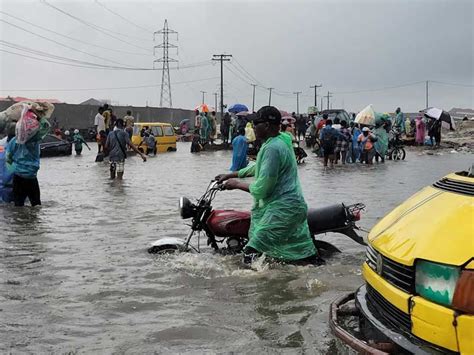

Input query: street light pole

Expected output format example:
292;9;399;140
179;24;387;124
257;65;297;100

200;91;206;104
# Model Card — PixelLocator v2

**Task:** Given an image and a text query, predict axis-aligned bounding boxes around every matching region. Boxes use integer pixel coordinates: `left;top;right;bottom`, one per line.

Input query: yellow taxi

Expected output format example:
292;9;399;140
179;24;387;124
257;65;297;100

331;169;474;354
131;122;177;153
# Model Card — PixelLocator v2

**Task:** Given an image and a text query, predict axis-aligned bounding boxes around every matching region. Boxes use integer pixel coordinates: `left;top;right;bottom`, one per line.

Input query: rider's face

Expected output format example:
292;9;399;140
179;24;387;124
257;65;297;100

254;121;268;140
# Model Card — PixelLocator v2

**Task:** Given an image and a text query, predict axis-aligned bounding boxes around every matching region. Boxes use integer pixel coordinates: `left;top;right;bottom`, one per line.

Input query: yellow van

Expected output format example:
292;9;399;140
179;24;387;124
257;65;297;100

331;169;474;354
131;122;177;153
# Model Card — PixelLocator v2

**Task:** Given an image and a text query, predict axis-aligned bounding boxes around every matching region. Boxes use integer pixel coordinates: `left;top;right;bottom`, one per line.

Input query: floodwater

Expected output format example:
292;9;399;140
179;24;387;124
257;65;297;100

0;143;471;354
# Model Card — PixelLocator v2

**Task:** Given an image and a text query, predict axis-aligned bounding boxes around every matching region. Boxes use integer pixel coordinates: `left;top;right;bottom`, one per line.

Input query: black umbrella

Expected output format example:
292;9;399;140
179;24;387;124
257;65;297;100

424;107;456;131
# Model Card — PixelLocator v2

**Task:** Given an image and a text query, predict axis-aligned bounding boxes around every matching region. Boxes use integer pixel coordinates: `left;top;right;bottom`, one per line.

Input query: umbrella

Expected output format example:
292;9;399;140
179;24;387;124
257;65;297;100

179;118;190;125
281;115;296;124
424;107;456;130
236;111;249;116
195;104;209;113
228;104;248;114
279;110;290;117
355;104;376;126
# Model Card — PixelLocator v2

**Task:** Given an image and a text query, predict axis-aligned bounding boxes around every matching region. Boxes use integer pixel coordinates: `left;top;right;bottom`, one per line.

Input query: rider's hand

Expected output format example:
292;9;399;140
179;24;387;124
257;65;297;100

223;178;240;190
215;174;230;183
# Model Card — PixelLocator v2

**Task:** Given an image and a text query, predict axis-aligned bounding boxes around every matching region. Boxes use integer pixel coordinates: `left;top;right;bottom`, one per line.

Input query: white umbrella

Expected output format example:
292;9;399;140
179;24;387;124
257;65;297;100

424;107;456;130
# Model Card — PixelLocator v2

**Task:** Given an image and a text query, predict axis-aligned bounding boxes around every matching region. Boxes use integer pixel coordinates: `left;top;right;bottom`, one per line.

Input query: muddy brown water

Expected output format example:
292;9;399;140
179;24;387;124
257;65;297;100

1;143;471;354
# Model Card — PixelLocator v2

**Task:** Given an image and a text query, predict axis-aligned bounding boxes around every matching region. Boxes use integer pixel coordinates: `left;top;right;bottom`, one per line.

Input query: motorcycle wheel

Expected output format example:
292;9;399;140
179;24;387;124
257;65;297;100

148;245;179;254
391;147;406;161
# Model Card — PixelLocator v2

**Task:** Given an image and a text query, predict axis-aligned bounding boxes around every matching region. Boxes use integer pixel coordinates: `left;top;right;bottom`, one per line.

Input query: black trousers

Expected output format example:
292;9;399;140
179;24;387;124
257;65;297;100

13;174;41;207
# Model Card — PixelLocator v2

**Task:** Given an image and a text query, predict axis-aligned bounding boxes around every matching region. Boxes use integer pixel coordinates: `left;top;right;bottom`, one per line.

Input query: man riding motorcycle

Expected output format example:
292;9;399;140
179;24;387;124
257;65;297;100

216;106;318;264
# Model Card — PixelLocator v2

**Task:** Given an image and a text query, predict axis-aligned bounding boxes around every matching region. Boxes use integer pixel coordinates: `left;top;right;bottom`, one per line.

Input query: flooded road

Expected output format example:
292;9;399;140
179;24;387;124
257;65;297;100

1;143;471;354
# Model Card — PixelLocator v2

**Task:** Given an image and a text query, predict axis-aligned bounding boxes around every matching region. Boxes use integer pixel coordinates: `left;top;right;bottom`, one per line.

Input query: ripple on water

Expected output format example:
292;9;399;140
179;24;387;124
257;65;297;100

0;143;471;353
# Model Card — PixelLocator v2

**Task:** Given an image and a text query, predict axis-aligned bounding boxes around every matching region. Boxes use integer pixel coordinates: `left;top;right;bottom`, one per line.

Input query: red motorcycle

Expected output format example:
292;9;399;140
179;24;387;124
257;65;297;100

148;181;366;257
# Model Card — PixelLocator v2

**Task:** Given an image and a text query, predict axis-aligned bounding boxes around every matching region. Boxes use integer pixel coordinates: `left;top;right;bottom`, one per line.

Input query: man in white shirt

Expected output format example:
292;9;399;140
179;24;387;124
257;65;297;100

94;107;106;153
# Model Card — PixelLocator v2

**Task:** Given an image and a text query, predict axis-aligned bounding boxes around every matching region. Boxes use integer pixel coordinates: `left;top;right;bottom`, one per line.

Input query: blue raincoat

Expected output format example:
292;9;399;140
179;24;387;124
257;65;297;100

230;135;248;172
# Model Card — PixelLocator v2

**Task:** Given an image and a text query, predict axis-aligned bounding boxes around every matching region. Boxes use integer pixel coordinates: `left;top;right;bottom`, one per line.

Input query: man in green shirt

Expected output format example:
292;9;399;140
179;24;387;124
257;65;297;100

216;106;318;264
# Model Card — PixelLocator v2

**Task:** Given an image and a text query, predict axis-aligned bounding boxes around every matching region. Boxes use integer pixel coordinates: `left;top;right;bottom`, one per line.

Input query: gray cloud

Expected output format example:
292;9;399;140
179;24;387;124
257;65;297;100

1;0;472;113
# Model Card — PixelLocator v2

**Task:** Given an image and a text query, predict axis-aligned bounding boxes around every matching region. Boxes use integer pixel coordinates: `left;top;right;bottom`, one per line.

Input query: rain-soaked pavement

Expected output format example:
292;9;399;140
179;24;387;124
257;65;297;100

0;142;471;354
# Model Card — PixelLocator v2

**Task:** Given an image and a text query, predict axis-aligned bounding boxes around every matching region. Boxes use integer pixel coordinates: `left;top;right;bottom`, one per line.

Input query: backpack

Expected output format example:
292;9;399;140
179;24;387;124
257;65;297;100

321;127;337;148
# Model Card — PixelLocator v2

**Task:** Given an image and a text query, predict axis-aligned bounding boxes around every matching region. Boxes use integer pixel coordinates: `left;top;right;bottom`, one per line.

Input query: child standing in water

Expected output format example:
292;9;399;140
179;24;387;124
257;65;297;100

72;129;90;155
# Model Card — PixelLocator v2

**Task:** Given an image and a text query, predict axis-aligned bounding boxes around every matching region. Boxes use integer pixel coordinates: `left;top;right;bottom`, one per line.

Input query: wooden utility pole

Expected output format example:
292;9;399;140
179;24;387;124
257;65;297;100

324;91;333;110
310;84;322;107
251;84;257;112
293;91;302;114
212;54;232;120
268;87;274;105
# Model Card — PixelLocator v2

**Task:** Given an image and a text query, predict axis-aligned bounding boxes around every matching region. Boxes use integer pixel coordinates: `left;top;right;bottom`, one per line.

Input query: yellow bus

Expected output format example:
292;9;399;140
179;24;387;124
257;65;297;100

131;122;177;153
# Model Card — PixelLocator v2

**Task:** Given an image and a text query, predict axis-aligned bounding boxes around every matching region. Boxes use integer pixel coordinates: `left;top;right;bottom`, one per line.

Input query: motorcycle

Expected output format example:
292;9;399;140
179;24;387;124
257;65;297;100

148;181;366;259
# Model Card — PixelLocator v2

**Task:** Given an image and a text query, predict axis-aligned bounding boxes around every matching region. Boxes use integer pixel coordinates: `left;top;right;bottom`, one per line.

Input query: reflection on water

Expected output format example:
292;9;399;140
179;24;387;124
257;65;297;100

0;142;471;353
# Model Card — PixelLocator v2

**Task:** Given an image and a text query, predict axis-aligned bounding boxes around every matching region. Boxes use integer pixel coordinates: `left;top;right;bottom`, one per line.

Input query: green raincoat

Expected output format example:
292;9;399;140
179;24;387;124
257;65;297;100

374;126;389;157
237;132;316;261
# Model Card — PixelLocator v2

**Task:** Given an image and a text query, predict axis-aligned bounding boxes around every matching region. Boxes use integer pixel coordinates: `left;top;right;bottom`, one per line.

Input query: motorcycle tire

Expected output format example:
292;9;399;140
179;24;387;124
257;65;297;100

148;245;179;254
391;147;406;161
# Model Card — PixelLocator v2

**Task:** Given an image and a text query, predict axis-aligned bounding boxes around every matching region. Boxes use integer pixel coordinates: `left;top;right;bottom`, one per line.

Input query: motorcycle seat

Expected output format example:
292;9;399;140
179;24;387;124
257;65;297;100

307;204;348;235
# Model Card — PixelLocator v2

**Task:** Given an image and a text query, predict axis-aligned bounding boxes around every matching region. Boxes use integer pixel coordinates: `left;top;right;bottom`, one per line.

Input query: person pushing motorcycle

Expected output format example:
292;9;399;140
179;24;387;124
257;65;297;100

216;106;318;264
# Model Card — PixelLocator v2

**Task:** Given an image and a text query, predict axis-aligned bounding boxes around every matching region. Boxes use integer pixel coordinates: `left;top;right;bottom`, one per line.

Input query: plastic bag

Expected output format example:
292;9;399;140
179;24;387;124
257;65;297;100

245;123;256;142
15;104;40;144
355;105;375;126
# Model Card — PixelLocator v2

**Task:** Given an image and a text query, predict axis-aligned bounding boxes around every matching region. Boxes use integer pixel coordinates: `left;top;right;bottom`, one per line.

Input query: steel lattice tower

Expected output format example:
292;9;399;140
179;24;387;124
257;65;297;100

154;20;178;107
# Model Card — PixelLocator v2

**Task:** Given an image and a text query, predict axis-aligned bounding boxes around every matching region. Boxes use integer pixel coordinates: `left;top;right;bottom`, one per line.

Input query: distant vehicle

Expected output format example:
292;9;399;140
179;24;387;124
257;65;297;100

40;134;72;157
320;109;352;123
131;122;177;153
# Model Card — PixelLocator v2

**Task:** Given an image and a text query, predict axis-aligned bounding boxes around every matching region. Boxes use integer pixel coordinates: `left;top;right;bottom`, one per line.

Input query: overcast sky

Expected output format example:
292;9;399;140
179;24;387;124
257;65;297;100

0;0;472;113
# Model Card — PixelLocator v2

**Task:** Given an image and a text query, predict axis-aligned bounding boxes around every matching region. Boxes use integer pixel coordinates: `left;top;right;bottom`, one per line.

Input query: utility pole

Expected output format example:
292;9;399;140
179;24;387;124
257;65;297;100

425;80;429;109
320;97;323;112
324;91;333;110
310;84;322;107
213;92;218;112
200;91;206;104
212;54;232;121
251;84;257;112
268;87;274;105
153;19;178;108
293;91;302;114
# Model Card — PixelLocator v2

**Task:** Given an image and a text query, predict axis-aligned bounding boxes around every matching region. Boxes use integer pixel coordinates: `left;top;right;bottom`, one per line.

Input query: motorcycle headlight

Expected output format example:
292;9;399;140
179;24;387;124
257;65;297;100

415;260;460;307
179;196;195;219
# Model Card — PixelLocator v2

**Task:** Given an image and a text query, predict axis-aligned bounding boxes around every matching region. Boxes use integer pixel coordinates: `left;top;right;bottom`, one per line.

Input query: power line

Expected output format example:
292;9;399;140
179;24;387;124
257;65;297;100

0;18;139;67
430;80;474;88
1;40;211;71
230;58;266;88
0;48;119;70
94;0;154;33
0;10;151;56
0;40;132;69
40;0;151;52
0;76;220;92
333;81;425;94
